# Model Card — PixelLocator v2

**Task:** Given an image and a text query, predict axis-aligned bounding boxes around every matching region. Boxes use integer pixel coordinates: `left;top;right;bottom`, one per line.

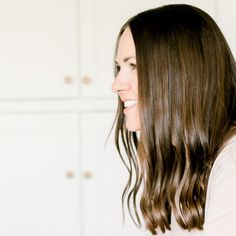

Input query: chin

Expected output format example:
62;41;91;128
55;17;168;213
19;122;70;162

125;123;140;132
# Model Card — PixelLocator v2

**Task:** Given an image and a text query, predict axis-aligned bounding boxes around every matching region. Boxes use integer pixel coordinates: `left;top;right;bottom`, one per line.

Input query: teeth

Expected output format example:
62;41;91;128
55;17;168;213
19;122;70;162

124;100;137;108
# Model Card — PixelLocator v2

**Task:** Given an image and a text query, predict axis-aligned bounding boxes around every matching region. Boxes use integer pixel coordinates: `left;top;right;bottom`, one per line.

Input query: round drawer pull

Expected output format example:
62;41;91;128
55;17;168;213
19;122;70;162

81;76;92;85
66;170;75;179
64;75;74;84
83;171;93;179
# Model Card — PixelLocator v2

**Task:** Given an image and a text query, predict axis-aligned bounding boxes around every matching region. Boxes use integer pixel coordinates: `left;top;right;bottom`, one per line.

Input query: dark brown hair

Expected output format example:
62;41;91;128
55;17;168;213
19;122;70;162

113;4;236;234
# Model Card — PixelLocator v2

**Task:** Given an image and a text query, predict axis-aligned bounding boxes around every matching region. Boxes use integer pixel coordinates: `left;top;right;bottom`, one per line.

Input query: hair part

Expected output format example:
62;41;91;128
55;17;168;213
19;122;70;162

113;4;236;234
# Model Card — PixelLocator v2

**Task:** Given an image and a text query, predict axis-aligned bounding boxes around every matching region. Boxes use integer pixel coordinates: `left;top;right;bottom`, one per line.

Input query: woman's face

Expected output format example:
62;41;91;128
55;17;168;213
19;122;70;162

112;27;140;131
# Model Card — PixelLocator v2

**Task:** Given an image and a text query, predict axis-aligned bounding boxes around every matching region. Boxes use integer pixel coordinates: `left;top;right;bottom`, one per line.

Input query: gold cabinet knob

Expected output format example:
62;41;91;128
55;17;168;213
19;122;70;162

83;171;93;179
66;170;75;179
81;76;92;85
64;75;74;84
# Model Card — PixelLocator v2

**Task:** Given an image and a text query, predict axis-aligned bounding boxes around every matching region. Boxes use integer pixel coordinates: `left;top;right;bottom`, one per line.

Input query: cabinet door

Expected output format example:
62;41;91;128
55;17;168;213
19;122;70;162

81;112;150;236
0;113;80;236
79;0;215;99
0;0;78;99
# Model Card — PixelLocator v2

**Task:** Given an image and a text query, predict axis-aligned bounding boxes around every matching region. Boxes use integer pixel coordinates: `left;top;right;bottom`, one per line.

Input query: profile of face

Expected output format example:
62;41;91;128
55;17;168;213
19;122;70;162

112;27;140;132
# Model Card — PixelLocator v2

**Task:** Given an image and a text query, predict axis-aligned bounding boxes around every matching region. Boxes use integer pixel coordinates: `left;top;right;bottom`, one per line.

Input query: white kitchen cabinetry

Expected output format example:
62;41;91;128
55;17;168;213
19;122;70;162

0;0;79;99
0;111;149;236
0;0;235;100
0;113;81;236
81;112;150;236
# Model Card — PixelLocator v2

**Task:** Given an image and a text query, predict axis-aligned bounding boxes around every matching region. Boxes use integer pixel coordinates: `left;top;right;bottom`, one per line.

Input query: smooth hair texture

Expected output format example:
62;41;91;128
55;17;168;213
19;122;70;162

113;4;236;235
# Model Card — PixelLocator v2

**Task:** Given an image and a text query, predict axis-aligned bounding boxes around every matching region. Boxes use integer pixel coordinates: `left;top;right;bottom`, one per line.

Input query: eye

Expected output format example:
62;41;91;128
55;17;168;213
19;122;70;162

129;62;136;70
115;63;121;75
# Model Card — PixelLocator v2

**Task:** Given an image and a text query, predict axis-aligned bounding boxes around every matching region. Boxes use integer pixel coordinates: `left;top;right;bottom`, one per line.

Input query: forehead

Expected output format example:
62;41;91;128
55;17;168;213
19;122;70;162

116;27;136;61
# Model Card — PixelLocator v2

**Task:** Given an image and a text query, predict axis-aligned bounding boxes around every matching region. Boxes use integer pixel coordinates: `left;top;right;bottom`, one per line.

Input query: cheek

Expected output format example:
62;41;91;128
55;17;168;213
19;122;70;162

125;105;140;132
136;105;140;129
111;80;116;93
134;74;139;95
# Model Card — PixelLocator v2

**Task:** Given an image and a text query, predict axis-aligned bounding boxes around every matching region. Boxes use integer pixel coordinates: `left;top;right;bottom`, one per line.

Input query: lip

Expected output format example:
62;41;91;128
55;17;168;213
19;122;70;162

123;103;137;114
119;95;138;113
120;97;137;102
118;93;136;100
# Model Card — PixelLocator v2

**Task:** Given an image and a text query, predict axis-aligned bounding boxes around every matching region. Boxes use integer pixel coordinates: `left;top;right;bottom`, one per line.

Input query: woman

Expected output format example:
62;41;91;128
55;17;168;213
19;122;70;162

111;4;236;236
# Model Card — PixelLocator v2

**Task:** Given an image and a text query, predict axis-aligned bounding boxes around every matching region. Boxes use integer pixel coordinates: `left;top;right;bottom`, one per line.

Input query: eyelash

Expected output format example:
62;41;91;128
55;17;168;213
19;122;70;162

115;65;120;74
129;63;136;70
115;62;136;75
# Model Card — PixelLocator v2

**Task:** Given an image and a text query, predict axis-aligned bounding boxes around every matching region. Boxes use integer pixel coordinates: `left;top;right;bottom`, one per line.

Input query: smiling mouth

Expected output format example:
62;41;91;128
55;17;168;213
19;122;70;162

124;100;137;108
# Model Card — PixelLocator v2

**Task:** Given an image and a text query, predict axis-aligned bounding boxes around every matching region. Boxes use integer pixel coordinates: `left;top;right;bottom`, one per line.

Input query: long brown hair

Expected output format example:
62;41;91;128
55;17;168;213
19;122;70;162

113;4;236;234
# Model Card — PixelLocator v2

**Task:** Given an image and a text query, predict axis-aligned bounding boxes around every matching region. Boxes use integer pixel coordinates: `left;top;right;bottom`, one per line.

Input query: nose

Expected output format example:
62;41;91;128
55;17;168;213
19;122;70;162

111;73;130;93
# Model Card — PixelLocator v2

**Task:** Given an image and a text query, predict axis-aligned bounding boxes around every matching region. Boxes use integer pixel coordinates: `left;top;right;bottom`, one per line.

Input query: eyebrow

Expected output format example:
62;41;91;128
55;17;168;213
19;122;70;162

115;56;136;64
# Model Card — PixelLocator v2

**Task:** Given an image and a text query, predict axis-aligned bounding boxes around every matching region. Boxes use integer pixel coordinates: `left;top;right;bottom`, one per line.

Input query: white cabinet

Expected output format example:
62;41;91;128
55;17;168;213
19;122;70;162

0;0;235;100
0;0;79;99
0;113;81;236
0;111;149;236
81;112;149;236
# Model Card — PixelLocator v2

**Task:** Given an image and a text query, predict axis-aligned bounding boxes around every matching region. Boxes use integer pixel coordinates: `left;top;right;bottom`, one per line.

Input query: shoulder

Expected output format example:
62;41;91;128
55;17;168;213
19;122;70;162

204;135;236;235
211;135;236;178
207;134;236;195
